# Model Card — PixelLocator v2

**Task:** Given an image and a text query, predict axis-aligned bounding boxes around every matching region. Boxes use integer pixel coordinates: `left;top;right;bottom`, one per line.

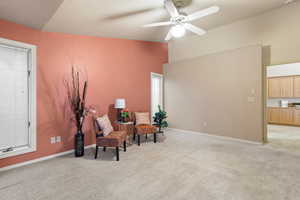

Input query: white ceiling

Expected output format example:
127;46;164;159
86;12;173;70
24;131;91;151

0;0;295;42
0;0;64;29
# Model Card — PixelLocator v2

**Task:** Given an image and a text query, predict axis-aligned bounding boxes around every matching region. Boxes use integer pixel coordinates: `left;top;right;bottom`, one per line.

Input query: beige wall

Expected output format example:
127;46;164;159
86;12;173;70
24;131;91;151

168;1;300;66
164;45;263;143
166;2;300;142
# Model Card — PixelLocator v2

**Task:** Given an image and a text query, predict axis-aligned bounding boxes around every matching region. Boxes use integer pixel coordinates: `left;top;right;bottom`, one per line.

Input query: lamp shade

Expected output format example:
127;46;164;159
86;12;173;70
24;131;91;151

115;98;126;109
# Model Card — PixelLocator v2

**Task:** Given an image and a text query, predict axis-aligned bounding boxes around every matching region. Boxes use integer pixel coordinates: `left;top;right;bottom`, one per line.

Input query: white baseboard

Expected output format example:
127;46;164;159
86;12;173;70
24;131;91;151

167;128;263;145
0;144;96;172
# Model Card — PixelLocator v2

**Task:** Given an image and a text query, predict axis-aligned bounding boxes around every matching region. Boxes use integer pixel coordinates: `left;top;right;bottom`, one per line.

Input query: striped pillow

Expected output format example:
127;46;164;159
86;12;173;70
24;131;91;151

135;112;150;125
96;115;113;136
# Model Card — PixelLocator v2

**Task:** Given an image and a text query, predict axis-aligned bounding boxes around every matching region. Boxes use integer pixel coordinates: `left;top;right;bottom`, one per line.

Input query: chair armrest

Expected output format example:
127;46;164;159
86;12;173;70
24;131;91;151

96;131;104;138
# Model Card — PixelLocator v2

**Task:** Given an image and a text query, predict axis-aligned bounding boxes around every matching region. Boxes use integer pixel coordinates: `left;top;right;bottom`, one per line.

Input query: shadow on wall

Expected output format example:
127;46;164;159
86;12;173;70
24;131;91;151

262;45;271;67
38;65;74;152
38;65;102;152
81;104;100;145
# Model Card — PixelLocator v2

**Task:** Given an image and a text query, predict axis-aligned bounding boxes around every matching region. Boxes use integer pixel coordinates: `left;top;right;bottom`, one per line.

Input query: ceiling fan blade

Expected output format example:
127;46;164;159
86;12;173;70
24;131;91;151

165;30;172;41
143;21;173;27
103;8;159;20
184;23;206;36
186;6;220;22
164;0;179;17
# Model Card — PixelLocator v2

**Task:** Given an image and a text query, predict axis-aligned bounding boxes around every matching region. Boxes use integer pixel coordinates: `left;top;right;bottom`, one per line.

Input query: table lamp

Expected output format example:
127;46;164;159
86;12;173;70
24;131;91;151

115;98;126;122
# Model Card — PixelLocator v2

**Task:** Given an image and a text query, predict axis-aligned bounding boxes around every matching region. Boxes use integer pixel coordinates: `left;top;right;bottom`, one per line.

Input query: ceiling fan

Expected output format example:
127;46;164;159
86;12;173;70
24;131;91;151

143;0;220;41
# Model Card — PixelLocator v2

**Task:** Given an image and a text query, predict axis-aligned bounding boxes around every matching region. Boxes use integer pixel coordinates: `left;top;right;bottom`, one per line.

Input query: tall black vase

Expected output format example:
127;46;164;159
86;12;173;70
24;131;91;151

75;131;84;157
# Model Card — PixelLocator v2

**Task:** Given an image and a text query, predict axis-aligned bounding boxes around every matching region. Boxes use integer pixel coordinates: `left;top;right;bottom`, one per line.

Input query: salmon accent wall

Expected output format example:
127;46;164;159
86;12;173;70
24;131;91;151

0;19;168;168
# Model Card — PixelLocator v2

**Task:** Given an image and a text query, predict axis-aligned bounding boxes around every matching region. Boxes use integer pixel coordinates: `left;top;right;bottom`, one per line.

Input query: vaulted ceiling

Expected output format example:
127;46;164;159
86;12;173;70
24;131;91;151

0;0;295;42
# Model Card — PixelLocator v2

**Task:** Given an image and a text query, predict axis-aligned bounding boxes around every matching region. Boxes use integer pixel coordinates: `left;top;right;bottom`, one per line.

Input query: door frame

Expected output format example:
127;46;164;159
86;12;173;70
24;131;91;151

151;72;164;122
263;64;268;143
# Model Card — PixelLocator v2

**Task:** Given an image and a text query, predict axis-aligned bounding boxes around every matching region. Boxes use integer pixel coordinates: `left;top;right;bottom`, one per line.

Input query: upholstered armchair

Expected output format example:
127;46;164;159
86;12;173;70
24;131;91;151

93;116;127;161
133;112;158;146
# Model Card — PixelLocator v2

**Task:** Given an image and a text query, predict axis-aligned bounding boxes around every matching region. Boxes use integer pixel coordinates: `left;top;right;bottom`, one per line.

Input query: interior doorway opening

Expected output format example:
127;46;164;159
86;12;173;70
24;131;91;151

151;72;163;121
266;63;300;153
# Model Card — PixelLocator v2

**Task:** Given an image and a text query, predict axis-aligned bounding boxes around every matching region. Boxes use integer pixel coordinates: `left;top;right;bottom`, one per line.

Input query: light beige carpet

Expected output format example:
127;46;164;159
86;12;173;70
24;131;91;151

1;129;300;200
267;125;300;154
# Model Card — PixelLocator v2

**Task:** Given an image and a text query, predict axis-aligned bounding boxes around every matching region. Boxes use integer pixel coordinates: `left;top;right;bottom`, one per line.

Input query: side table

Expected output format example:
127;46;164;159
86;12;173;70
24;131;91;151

115;121;135;145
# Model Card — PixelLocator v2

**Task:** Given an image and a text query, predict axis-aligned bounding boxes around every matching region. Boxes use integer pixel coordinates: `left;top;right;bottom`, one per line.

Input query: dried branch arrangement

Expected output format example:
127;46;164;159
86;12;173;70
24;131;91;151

64;67;88;133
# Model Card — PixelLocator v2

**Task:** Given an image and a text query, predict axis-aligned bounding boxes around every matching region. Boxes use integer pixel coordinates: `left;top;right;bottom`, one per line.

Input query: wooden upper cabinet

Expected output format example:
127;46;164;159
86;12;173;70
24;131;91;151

280;77;294;97
268;78;281;98
294;76;300;97
268;76;294;98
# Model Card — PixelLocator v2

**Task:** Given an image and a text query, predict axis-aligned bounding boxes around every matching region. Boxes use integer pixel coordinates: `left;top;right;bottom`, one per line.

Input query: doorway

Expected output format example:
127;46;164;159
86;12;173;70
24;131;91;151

151;72;163;120
266;63;300;153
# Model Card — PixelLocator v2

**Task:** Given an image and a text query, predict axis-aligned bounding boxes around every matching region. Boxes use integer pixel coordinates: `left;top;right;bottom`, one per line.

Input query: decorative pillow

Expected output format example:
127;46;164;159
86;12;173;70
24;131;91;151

96;115;113;136
135;112;150;125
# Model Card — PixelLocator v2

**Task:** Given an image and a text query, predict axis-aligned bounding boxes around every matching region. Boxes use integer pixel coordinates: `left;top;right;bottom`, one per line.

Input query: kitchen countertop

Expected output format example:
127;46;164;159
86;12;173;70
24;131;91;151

268;106;300;110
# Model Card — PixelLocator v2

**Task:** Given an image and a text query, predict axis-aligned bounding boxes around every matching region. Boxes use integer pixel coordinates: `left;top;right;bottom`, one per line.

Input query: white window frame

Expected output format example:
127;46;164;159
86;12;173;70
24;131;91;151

151;72;164;122
0;37;37;159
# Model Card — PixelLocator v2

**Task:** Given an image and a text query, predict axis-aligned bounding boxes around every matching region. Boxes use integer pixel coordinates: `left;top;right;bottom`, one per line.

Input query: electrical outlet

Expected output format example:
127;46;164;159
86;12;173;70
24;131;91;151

56;136;61;143
50;137;56;144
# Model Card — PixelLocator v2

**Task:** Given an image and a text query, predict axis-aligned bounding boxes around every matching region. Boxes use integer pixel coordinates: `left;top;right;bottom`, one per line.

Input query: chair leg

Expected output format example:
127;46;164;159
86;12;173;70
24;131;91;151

123;141;126;152
103;147;106;152
95;146;99;159
145;134;148;140
133;133;136;141
116;147;119;161
154;133;157;143
138;135;140;146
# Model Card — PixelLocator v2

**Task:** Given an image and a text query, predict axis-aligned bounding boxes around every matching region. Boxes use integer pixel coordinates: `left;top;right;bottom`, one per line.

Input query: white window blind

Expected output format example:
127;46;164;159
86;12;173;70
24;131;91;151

0;38;36;159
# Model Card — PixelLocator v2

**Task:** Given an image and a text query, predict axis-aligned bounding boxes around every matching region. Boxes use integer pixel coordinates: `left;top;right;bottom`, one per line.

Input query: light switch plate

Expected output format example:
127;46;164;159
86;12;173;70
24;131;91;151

247;97;255;102
50;137;56;144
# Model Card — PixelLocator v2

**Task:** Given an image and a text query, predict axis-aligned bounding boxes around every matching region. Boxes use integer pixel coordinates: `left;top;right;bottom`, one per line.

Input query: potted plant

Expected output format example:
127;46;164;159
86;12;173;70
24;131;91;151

153;105;168;133
121;109;129;122
65;67;89;157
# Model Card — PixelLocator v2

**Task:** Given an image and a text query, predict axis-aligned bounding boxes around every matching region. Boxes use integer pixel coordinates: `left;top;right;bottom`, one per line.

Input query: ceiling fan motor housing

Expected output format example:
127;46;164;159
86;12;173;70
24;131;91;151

171;0;192;8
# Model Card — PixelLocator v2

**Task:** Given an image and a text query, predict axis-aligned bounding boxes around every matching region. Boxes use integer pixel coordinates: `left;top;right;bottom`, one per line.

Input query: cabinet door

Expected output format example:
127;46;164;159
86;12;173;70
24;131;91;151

268;78;281;98
294;76;300;97
294;109;300;125
280;108;294;125
268;108;280;123
280;77;294;97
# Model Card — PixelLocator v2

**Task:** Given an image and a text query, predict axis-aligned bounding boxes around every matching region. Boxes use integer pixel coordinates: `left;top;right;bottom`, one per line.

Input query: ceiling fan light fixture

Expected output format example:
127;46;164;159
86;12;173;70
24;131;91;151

143;0;220;40
170;24;186;38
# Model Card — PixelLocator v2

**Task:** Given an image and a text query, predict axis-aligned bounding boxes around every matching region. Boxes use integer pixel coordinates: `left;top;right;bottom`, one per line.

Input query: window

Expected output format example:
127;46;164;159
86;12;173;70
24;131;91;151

151;72;164;119
0;37;36;159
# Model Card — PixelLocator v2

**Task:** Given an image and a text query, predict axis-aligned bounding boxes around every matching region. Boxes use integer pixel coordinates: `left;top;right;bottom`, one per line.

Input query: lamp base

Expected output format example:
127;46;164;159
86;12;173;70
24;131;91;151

117;108;123;122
